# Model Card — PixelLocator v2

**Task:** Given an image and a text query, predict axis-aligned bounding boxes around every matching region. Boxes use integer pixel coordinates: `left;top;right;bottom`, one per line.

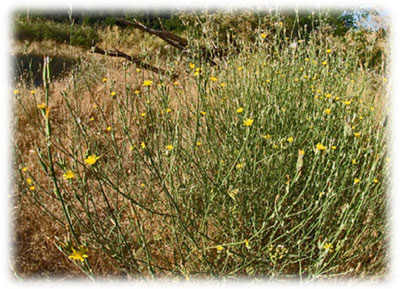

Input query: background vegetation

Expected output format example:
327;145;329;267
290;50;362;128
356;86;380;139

11;8;389;280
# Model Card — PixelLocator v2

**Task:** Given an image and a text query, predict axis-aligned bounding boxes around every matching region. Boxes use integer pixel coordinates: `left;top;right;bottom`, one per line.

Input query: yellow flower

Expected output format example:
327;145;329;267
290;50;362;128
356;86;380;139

326;49;332;54
243;119;254;127
219;83;227;87
324;108;331;115
102;77;107;82
237;67;243;71
136;68;141;73
140;183;146;188
299;149;305;156
13;89;19;95
209;76;218;82
189;63;195;69
383;78;388;82
166;145;174;151
141;142;146;149
200;111;207;116
354;132;361;138
29;186;35;191
63;170;75;180
244;239;250;249
216;245;223;252
84;154;100;166
287;137;294;143
68;245;88;263
31;90;36;95
322;61;328;66
165;108;172;113
173;81;179;86
343;100;352;105
260;33;267;39
93;104;98;109
373;179;379;183
316;143;327;151
370;106;375;112
196;141;202;146
134;90;140;95
305;57;310;62
37;103;46;109
266;79;270;83
26;178;32;185
143;80;153;86
236;163;244;169
323;242;333;252
140;112;146;118
22;167;28;172
90;117;94;121
352;159;357;164
325;93;332;99
354;178;360;184
106;126;112;131
111;91;117;97
263;134;272;139
236;107;244;113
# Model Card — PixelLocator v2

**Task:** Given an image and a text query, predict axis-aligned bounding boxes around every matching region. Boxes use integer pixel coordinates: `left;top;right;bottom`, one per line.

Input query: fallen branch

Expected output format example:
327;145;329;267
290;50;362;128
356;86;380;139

92;46;168;75
115;18;188;51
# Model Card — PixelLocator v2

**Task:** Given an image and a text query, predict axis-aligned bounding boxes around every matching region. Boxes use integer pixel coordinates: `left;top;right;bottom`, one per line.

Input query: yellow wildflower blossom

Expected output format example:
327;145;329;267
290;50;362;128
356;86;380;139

354;132;361;138
209;76;218;82
84;154;100;166
243;119;254;127
287;137;294;143
260;33;267;39
244;239;250;249
166;145;174;151
263;134;272;139
354;178;360;184
326;49;332;54
37;103;46;109
216;245;223;252
324;108;331;115
31;90;36;95
236;107;244;113
323;243;333;252
111;91;117;97
236;163;244;169
143;80;153;86
141;142;146;149
316;143;327;151
29;186;35;191
26;178;32;185
136;68;141;73
63;170;75;180
13;89;19;95
68;245;88;263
